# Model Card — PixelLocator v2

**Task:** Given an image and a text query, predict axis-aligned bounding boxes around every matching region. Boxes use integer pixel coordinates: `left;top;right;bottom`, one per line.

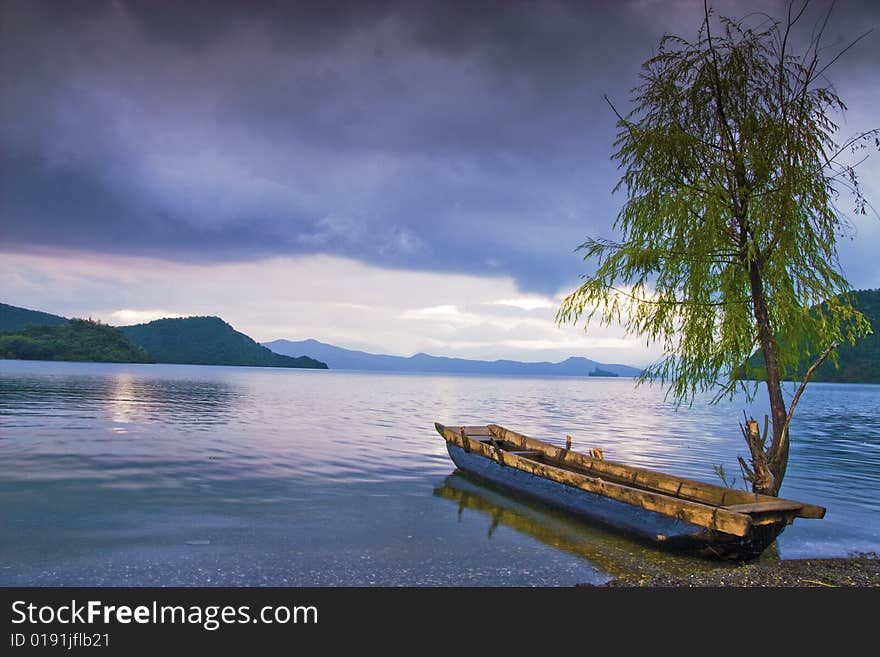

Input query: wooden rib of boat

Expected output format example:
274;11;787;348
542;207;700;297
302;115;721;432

435;422;826;560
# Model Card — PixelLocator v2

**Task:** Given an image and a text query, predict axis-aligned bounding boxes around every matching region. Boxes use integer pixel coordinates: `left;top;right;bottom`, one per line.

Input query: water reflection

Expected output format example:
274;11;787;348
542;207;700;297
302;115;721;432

434;472;744;580
0;366;244;484
1;360;877;585
0;369;240;428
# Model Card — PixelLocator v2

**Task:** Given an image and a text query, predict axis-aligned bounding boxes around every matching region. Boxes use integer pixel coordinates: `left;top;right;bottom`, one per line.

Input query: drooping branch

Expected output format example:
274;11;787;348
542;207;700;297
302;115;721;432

606;286;749;308
559;2;875;497
604;95;717;197
710;332;760;403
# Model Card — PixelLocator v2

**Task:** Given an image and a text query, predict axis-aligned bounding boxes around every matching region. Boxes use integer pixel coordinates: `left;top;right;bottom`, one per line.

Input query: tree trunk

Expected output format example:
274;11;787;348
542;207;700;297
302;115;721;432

747;258;788;496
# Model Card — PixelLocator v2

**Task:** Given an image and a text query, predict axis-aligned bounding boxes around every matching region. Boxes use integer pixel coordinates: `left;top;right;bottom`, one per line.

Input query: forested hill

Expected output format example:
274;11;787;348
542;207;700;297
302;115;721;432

810;289;880;383
0;319;152;363
0;303;68;332
746;288;879;384
121;316;327;369
0;303;327;369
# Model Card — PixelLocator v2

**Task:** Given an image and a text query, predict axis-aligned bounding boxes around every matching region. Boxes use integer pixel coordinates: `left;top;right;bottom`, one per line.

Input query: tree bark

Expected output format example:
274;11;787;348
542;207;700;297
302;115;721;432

747;257;788;496
738;417;775;494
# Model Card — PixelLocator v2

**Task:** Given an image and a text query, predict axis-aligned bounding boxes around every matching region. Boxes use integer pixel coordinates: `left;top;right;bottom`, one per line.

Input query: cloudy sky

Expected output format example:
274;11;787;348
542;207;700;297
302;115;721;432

2;0;878;366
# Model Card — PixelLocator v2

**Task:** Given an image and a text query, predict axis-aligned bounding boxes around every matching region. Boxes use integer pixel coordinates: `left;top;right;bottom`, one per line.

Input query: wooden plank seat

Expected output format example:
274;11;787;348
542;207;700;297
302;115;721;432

724;500;805;514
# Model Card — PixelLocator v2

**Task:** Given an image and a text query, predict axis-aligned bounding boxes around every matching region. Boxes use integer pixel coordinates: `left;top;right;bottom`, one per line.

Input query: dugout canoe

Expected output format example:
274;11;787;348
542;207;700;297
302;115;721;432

435;422;826;560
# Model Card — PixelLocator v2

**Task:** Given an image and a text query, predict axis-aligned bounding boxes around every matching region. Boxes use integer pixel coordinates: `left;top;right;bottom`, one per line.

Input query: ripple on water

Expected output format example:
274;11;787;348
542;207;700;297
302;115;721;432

1;361;877;585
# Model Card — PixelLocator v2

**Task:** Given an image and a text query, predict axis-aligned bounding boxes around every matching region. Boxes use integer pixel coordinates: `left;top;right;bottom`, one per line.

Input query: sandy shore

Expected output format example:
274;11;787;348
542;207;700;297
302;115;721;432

590;554;880;587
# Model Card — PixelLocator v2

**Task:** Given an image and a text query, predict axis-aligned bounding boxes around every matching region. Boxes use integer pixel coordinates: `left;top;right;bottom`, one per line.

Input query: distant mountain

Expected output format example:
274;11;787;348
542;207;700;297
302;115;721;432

0;303;328;369
0;303;68;332
122;317;327;369
263;338;642;377
745;288;879;384
0;319;152;363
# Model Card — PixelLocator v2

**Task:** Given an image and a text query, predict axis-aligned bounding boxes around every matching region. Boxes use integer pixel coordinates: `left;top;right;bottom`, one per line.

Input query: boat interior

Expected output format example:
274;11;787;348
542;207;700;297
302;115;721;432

441;423;825;525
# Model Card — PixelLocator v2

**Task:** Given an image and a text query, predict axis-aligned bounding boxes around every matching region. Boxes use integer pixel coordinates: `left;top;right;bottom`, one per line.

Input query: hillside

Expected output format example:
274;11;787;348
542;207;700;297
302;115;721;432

263;338;641;377
801;288;878;383
745;288;879;384
0;319;152;363
122;317;327;369
0;303;68;332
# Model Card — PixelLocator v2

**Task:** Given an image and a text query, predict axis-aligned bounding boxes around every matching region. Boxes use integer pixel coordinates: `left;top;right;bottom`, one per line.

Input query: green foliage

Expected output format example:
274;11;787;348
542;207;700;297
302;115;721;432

746;289;879;383
558;6;875;405
712;463;743;490
0;319;153;363
0;303;68;332
121;317;327;369
0;304;329;369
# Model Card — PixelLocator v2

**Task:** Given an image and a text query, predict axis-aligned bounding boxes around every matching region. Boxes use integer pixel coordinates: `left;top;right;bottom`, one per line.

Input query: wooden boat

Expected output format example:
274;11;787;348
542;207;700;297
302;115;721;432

435;422;826;560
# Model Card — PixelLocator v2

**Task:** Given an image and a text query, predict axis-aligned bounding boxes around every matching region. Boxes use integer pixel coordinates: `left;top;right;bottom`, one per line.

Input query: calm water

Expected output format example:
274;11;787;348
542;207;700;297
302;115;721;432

1;360;878;586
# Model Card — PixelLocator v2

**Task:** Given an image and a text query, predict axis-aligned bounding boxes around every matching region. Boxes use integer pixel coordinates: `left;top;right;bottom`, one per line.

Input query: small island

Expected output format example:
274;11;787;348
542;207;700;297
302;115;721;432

588;368;619;378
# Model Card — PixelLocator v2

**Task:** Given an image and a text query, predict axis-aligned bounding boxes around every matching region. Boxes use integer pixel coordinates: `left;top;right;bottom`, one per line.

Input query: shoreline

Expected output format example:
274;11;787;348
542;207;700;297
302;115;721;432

585;554;880;587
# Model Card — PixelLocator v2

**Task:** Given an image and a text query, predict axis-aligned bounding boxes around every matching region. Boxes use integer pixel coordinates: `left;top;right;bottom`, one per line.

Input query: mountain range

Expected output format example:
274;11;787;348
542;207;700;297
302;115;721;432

263;338;642;377
4;292;878;382
0;304;326;369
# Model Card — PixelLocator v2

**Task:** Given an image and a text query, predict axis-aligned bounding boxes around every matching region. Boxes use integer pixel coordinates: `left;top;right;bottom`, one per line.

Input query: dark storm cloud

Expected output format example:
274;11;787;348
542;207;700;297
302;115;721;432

1;0;878;292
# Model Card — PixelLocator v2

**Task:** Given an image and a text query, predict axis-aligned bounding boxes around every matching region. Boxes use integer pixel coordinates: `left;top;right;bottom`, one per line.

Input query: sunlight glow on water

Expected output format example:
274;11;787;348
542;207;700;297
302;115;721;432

1;360;877;585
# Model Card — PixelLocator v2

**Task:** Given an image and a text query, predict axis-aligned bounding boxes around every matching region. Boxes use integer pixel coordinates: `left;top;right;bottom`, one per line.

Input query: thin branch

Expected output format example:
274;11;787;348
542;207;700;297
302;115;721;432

709;333;761;403
802;0;834;75
581;238;740;261
823;129;880;168
812;29;873;81
703;0;739;156
606;286;749;307
777;341;839;448
604;94;717;197
672;115;724;152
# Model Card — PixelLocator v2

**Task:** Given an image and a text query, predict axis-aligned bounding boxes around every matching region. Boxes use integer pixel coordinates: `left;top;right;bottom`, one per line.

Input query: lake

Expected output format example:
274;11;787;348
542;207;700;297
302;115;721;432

1;360;877;586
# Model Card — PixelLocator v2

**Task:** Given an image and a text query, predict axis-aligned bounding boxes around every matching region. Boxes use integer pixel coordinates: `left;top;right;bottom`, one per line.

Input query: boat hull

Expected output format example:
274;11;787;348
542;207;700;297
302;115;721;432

446;443;785;560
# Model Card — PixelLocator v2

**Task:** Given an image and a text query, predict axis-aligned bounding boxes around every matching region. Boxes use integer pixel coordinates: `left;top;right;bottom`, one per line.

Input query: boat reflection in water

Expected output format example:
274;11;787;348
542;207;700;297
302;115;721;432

433;471;765;582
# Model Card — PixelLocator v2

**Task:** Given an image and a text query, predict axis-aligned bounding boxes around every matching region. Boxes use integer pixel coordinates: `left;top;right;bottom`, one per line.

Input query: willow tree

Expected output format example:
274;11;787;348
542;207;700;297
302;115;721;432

558;3;877;496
